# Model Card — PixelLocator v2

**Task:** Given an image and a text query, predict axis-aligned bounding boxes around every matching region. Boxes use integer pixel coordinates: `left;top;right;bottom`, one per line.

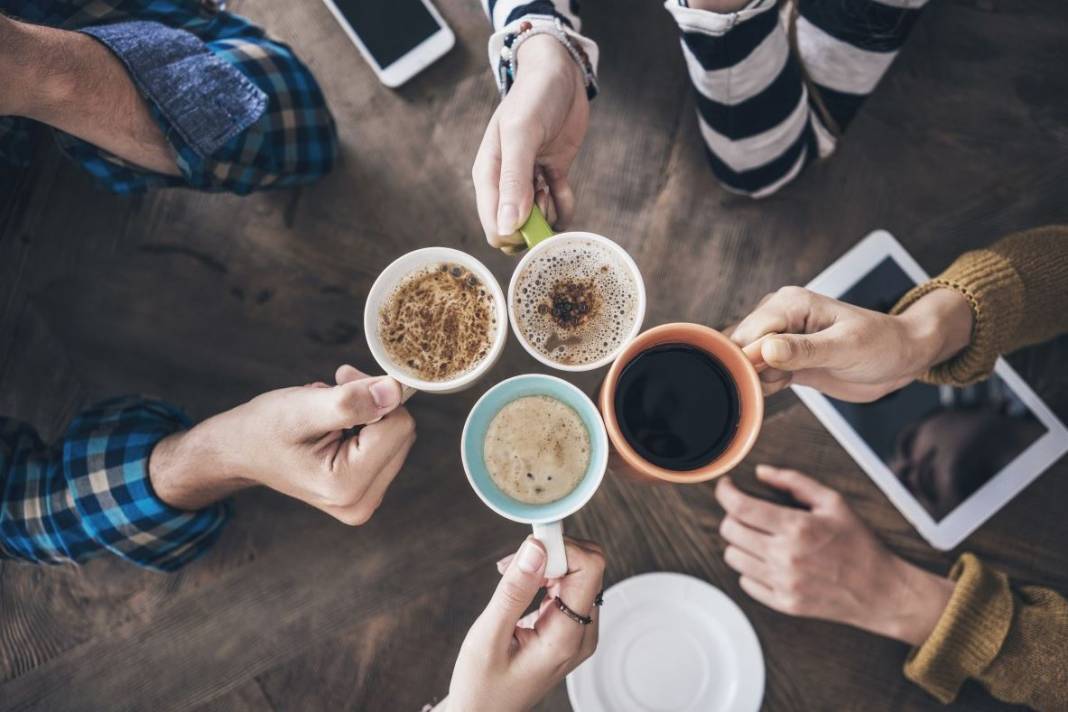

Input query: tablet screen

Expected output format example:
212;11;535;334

827;257;1048;521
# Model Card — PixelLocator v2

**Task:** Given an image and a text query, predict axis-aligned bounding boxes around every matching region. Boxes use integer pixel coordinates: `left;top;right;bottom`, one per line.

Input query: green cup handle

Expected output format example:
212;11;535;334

518;203;556;251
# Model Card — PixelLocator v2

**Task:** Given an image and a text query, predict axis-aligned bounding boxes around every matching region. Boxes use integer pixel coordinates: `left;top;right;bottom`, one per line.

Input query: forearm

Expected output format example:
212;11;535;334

0;15;179;175
150;417;255;511
862;557;954;647
896;287;975;375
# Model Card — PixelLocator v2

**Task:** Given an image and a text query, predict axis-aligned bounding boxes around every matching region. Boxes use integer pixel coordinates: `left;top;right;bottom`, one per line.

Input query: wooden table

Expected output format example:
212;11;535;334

2;1;1067;709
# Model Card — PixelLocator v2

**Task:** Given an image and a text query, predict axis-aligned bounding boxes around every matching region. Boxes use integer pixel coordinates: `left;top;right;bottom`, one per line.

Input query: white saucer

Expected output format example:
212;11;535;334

566;573;764;712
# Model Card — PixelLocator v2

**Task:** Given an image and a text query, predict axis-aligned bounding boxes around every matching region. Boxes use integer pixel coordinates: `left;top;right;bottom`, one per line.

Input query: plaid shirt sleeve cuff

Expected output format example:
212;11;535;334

1;397;228;572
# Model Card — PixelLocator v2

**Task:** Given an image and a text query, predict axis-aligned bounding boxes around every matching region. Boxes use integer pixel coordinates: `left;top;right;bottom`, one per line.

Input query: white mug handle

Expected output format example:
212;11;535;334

532;520;568;578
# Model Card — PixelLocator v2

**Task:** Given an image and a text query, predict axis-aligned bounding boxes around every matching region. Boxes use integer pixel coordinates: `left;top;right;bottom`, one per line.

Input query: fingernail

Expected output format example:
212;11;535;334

764;338;791;364
370;379;399;409
516;539;545;574
497;204;519;235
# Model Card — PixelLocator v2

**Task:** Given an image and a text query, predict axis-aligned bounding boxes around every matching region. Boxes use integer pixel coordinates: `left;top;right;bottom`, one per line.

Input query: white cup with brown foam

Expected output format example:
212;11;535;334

364;247;508;395
507;206;646;372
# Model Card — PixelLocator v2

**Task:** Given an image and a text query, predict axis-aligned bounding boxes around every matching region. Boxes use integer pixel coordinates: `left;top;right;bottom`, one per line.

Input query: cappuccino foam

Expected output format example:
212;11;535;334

484;395;590;505
379;263;496;382
513;241;639;366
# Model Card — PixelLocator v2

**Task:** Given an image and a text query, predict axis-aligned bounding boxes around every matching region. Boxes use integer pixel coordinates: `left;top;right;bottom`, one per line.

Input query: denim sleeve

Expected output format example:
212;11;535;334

0;397;228;572
56;15;337;194
79;19;267;157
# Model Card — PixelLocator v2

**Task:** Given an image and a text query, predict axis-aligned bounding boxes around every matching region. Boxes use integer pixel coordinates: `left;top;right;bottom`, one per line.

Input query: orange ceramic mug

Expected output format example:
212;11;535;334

598;323;764;483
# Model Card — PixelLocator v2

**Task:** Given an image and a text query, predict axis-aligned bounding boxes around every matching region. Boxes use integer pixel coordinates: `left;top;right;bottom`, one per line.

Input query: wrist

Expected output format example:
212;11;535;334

515;34;585;96
148;420;252;511
876;558;955;646
898;288;974;375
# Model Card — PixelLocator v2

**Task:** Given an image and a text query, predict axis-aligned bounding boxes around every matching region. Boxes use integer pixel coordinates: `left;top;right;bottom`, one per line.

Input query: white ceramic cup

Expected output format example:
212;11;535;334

507;210;646;372
364;247;508;394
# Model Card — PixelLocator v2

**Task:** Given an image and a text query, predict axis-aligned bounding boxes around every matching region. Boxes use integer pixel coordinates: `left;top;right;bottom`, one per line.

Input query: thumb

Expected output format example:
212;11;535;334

760;331;840;372
496;126;538;237
334;363;369;385
479;538;547;645
302;377;403;432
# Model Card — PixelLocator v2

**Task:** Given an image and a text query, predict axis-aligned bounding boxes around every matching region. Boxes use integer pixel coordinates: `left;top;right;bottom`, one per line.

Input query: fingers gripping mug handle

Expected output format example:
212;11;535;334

518;203;556;251
744;338;769;374
367;384;418;425
532;520;568;578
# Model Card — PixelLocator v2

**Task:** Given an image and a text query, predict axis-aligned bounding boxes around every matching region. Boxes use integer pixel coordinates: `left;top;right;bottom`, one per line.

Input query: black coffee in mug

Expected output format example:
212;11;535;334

613;343;740;471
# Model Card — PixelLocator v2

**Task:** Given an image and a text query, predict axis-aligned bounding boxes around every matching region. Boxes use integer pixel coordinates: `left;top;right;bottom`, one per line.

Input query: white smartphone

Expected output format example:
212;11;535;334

321;0;455;88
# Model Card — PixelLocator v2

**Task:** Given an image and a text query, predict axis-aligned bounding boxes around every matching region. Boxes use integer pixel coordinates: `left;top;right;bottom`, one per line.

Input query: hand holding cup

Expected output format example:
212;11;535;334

440;537;605;712
728;286;973;402
152;364;415;526
472;34;590;252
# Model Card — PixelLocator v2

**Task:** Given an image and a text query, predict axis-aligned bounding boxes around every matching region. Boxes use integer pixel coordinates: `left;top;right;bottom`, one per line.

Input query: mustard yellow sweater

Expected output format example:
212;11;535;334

891;225;1068;709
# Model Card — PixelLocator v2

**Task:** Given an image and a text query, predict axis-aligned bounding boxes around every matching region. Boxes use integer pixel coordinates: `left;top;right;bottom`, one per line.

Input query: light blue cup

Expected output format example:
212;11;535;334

462;374;608;578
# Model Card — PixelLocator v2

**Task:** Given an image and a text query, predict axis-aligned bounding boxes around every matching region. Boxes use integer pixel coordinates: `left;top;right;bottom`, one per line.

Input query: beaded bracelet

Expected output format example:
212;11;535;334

497;17;598;101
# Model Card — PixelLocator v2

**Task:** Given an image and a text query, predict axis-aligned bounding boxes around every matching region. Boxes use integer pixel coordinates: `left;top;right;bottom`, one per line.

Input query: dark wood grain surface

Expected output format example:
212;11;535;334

2;1;1067;710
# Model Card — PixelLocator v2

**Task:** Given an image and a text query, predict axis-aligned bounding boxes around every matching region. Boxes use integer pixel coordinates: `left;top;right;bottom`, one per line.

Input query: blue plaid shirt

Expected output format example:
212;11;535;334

0;0;338;194
0;398;228;571
0;0;338;569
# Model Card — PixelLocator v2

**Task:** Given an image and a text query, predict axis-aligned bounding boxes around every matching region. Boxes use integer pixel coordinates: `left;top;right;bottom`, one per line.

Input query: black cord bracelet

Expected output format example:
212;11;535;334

554;596;593;625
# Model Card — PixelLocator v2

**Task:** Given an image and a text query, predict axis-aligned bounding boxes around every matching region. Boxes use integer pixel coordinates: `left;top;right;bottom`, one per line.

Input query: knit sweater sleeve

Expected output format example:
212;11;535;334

903;553;1068;708
891;225;1068;386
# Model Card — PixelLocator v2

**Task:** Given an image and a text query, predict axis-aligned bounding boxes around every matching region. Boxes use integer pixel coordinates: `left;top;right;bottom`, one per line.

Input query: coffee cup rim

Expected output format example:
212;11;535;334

599;323;764;483
507;231;647;373
461;373;609;525
364;247;508;393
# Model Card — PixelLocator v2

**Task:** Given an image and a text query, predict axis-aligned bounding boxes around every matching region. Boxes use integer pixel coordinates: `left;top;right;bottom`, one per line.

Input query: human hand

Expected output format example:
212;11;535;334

715;465;953;646
441;537;605;712
728;286;973;401
472;34;589;252
150;364;416;525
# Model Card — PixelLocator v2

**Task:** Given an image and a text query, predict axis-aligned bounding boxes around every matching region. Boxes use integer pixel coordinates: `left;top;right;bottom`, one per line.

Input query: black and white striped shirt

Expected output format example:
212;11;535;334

483;0;928;197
